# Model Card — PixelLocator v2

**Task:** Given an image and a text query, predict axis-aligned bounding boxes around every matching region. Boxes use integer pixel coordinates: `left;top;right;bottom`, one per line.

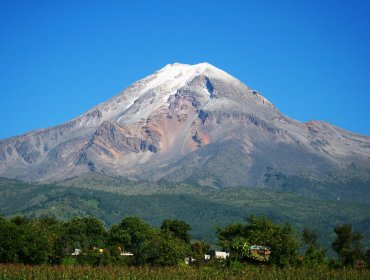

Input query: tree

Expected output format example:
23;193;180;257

17;222;53;264
146;231;191;266
10;216;29;226
57;216;107;259
230;237;250;260
35;216;63;264
191;240;211;264
332;224;364;265
0;216;62;264
303;228;318;246
217;216;299;266
365;248;370;268
160;219;191;244
216;223;245;252
108;216;156;265
0;218;21;263
302;227;326;266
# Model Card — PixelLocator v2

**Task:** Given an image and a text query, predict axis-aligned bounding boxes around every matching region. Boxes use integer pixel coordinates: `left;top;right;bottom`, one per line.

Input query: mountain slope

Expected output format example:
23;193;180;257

0;63;369;200
1;176;369;250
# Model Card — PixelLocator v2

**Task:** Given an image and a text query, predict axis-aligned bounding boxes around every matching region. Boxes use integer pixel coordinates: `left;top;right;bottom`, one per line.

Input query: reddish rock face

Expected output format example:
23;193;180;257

0;63;369;198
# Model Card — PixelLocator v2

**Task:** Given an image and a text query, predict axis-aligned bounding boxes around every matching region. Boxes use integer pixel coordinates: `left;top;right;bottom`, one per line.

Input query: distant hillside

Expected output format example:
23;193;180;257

1;175;369;253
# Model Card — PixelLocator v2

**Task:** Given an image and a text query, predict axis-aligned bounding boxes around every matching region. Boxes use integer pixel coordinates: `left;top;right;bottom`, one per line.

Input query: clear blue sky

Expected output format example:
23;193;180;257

1;0;370;139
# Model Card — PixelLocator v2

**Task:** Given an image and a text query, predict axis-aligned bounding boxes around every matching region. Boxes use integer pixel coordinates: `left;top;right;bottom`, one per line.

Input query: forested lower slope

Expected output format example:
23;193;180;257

1;175;369;251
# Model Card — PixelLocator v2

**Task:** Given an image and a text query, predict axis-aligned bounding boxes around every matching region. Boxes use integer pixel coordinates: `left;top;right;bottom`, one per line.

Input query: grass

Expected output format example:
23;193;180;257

0;264;369;280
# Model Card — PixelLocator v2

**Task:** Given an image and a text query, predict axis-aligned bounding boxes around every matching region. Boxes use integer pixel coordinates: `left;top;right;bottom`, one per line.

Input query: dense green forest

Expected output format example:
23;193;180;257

1;175;369;254
0;214;369;269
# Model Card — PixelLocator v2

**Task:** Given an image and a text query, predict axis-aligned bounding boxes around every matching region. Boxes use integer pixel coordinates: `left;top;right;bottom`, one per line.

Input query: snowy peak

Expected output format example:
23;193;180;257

125;62;276;119
86;62;274;127
156;62;238;85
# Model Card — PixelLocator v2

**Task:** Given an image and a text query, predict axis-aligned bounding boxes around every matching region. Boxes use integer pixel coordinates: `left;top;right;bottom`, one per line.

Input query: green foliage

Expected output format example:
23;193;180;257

10;215;29;226
230;237;250;259
146;231;191;266
217;216;299;266
0;177;369;269
108;216;156;265
332;224;364;265
303;227;318;246
302;228;326;266
60;256;77;266
303;245;326;266
0;216;61;264
1;175;370;253
191;240;211;264
0;217;21;263
161;219;191;243
17;222;53;264
0;213;369;269
217;223;245;251
366;248;370;268
56;216;107;260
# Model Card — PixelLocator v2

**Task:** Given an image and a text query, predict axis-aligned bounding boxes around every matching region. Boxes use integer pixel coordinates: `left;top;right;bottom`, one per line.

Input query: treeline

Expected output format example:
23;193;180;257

218;216;369;268
0;216;196;266
0;215;369;268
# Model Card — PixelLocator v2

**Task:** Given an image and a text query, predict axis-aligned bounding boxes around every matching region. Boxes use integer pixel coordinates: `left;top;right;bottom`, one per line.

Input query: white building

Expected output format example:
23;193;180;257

214;251;230;259
71;249;81;256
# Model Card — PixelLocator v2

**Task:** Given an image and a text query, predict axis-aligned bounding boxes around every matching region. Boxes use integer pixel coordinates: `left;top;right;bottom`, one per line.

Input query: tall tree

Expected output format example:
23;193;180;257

365;248;370;268
302;227;326;265
146;231;191;266
57;216;107;257
108;216;156;265
217;215;299;266
17;222;53;264
191;240;211;263
332;224;364;265
160;219;191;244
303;228;318;246
0;218;21;263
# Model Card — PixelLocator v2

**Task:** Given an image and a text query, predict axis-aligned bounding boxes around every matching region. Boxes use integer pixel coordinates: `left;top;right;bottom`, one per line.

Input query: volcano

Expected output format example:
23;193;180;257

1;63;369;200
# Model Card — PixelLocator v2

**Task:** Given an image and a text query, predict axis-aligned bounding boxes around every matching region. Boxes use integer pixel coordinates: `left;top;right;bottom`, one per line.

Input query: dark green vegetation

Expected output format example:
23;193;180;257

1;174;369;253
217;218;369;268
1;214;369;268
0;215;191;266
217;216;299;266
262;170;370;204
332;224;366;266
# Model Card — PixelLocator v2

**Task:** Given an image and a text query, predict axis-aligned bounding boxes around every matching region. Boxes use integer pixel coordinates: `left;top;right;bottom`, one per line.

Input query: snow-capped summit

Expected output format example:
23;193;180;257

75;62;275;128
0;63;369;203
158;62;233;79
